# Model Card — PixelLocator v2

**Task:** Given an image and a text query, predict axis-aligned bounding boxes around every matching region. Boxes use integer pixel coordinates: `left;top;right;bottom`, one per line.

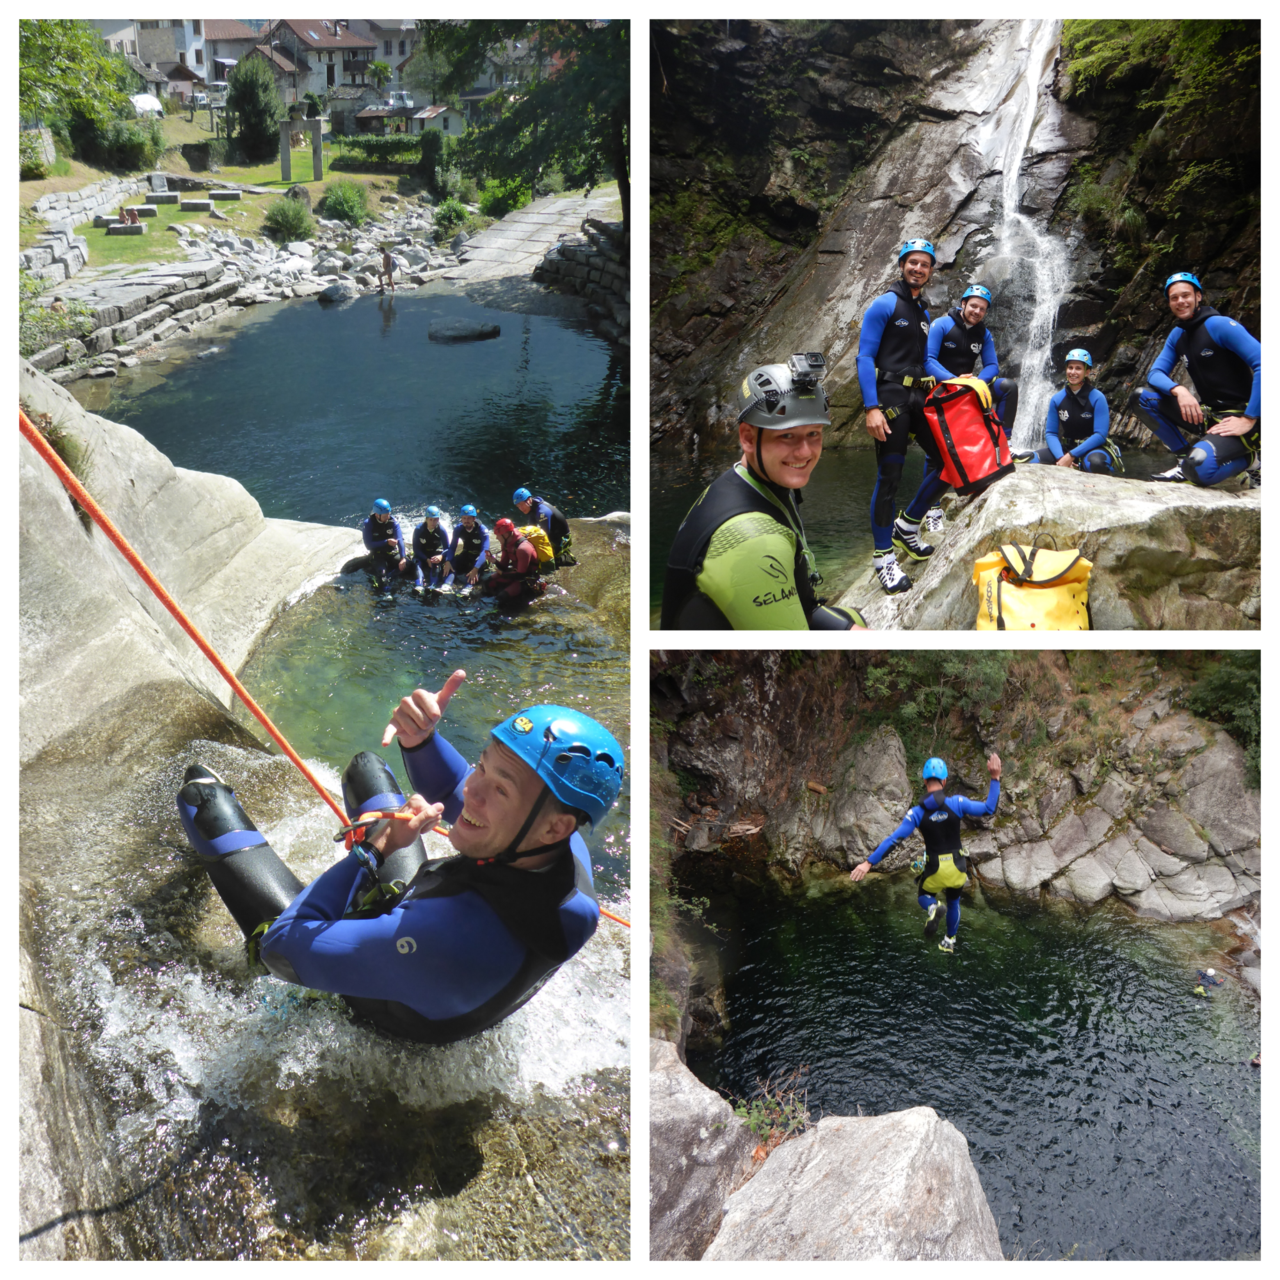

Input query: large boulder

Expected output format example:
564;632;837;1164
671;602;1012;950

317;281;359;304
649;1039;756;1261
18;359;361;765
703;1108;1004;1260
833;466;1259;630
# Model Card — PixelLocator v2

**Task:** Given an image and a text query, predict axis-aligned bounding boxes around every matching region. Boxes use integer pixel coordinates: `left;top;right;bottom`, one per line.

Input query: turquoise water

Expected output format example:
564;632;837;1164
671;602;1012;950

680;864;1260;1260
78;290;629;523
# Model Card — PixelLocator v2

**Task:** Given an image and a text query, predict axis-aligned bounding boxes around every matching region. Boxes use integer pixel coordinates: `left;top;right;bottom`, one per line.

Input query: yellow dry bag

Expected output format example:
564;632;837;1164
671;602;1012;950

517;524;556;564
973;534;1092;630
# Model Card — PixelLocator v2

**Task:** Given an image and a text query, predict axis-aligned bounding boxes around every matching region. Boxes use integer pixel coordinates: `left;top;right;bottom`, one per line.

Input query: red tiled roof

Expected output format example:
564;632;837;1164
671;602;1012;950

268;20;376;51
203;20;258;42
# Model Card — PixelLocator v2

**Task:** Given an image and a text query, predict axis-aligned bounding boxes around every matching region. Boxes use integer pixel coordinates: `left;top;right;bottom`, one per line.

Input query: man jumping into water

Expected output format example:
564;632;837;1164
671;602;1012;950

850;752;1001;953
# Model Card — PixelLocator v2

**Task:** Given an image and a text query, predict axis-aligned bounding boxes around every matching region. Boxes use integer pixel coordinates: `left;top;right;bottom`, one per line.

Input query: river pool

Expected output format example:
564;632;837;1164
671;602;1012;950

678;862;1259;1261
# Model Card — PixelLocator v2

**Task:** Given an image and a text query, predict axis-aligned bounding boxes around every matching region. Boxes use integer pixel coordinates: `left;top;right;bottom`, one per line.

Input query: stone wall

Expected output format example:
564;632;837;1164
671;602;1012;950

30;175;151;229
25;260;238;381
532;218;630;346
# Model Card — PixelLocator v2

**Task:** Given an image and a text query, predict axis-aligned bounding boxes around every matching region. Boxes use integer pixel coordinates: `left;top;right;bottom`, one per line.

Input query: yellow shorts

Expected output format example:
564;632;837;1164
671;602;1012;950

921;853;968;894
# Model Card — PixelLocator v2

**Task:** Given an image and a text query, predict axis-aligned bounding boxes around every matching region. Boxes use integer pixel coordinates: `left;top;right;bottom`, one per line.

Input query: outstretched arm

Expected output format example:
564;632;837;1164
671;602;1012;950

851;805;923;880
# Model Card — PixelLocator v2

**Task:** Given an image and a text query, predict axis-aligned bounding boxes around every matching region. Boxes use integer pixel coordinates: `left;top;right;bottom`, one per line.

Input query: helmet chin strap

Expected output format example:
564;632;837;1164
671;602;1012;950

754;427;771;484
474;784;560;867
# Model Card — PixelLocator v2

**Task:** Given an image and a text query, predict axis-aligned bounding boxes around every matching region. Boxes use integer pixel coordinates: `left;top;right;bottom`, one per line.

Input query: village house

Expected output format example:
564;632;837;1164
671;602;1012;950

203;19;259;83
135;19;208;96
345;20;419;87
456;38;552;126
250;20;378;104
88;20;138;55
351;101;466;137
326;84;386;137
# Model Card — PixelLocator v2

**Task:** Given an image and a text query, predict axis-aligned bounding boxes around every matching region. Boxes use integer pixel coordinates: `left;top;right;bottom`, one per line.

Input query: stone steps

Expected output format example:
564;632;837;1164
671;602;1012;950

106;223;147;236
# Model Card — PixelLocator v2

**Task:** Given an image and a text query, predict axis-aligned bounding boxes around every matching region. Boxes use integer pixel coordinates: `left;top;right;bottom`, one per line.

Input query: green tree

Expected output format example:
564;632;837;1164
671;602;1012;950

422;20;630;230
303;90;327;119
368;60;393;93
1185;652;1260;788
402;44;456;106
19;19;136;127
228;57;284;163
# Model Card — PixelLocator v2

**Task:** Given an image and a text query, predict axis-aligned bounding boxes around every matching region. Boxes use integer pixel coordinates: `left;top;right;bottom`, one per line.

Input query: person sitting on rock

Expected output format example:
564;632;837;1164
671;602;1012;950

174;671;623;1044
482;518;546;604
411;505;451;590
1012;349;1120;473
513;487;575;566
1128;272;1260;487
661;353;866;630
857;239;949;594
445;504;490;586
850;753;1002;954
361;498;408;587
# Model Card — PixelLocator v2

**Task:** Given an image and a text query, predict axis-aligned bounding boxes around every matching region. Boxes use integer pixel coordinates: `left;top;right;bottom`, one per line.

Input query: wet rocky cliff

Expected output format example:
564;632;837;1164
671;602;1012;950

651;18;1259;450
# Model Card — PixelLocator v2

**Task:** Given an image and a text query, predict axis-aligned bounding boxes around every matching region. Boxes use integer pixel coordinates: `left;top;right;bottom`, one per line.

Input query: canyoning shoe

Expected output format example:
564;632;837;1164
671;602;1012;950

924;902;941;937
1243;462;1261;489
873;550;912;594
177;764;267;861
923;506;946;535
891;512;934;562
938;935;956;954
1150;462;1189;483
1011;450;1037;463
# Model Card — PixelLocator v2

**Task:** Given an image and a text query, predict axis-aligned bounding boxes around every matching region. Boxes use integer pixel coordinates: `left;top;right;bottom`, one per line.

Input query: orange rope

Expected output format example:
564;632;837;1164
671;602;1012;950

20;408;348;825
600;908;631;928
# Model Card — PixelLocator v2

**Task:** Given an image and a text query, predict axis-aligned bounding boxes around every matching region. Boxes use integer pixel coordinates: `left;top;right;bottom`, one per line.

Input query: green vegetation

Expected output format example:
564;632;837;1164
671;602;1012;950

1186;652;1259;787
262;196;315;241
433;197;469;234
320;177;369;226
729;1067;812;1148
20;19;138;130
18;269;94;358
477;175;531;218
19;132;48;180
332;133;423;166
21;402;94;527
226;57;283;163
368;60;393;92
423;19;630;228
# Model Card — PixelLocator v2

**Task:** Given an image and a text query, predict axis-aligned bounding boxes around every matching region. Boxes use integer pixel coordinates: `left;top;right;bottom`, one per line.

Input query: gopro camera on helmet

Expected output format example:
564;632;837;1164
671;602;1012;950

787;352;827;388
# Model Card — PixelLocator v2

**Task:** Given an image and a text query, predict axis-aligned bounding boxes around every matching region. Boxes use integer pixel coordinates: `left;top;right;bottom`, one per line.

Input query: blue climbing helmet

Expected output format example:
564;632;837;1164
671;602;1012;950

961;283;992;304
460;503;478;518
922;757;948;783
899;239;936;264
372;498;391;514
1064;348;1093;368
1164;271;1202;296
424;505;442;519
492;705;625;829
513;487;532;504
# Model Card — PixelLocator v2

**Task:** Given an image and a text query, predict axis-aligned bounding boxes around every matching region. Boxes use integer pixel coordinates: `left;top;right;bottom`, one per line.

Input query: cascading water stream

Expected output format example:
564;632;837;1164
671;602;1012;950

986;19;1072;449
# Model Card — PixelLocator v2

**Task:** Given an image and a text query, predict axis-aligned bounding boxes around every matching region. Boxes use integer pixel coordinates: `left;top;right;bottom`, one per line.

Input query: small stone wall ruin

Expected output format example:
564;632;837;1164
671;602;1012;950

533;218;630;347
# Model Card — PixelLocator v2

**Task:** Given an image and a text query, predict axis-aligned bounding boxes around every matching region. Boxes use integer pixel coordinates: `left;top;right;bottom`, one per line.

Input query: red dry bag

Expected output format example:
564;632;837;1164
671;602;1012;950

923;376;1015;496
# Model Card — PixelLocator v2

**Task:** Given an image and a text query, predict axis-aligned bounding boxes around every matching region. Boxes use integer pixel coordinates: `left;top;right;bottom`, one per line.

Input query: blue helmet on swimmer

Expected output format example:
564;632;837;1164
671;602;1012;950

961;283;992;304
513;487;532;504
460;503;478;518
1064;348;1093;368
492;706;625;829
372;498;391;514
1164;271;1202;296
425;505;442;519
922;757;948;783
899;238;936;264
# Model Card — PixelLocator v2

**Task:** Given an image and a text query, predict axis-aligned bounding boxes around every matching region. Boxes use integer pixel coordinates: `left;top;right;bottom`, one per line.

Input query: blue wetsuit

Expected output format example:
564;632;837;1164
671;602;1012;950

411;521;451;588
1130;306;1261;485
361;514;407;584
524;496;571;557
925;310;1019;434
868;781;1000;938
446;521;490;576
1022;384;1116;473
260;731;600;1044
857;280;947;550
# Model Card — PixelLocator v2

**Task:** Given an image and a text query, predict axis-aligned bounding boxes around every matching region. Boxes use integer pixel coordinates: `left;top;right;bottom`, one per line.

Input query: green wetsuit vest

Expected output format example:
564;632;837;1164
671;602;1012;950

661;463;821;629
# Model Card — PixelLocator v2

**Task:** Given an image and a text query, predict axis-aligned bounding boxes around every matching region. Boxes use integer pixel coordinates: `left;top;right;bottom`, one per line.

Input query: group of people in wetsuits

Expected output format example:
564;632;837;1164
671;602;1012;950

360;487;575;606
661;238;1261;628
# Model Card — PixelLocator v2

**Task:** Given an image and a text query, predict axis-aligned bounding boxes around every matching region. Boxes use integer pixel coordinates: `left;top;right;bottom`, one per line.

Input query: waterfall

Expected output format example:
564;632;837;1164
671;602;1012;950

982;18;1071;449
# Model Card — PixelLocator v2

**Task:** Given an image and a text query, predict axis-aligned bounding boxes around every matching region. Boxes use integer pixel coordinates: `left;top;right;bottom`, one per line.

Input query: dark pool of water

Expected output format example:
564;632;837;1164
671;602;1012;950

77;291;629;522
680;866;1260;1261
651;443;1176;623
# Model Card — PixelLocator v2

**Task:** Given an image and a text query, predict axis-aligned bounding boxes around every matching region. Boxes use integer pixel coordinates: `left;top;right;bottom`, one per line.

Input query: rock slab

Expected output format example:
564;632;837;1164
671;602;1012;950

649;1038;756;1261
704;1108;1004;1261
427;318;500;342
